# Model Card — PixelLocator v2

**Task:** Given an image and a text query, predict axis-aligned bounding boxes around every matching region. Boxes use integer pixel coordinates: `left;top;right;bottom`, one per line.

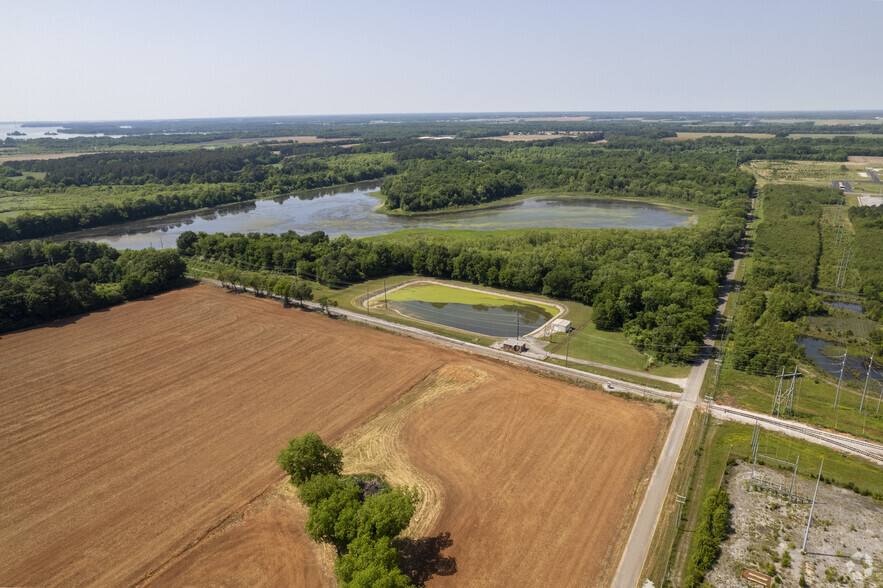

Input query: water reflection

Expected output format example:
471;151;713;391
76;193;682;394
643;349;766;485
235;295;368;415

58;181;695;250
798;336;880;382
390;300;552;338
824;301;863;313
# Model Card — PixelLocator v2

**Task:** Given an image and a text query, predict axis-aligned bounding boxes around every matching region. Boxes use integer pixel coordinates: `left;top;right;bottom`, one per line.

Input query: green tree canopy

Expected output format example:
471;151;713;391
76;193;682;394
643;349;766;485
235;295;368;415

276;432;343;486
335;535;413;588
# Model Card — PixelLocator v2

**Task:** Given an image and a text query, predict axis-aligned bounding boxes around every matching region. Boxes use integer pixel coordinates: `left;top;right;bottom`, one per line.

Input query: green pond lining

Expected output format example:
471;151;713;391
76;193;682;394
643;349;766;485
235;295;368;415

366;280;565;337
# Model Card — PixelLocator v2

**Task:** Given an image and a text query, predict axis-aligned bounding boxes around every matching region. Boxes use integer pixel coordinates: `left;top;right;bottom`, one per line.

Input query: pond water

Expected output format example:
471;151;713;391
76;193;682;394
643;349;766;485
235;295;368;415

824;301;863;313
797;336;880;383
388;299;552;338
61;182;695;250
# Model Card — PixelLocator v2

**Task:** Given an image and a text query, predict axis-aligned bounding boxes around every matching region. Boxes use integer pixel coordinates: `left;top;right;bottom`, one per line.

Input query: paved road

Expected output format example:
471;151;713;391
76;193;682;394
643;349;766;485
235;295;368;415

200;279;675;402
545;352;688;387
611;194;754;588
831;180;853;192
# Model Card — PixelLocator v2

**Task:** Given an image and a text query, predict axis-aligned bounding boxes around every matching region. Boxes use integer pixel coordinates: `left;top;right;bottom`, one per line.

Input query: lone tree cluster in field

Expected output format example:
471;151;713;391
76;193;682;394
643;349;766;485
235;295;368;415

277;433;418;587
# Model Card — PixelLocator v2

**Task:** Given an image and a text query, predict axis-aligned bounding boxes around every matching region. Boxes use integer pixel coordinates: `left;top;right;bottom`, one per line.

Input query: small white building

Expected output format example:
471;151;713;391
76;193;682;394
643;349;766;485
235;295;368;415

548;318;572;334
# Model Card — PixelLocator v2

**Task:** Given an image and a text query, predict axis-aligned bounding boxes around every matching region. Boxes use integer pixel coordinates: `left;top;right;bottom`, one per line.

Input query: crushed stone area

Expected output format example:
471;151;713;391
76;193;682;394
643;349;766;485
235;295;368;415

708;463;882;587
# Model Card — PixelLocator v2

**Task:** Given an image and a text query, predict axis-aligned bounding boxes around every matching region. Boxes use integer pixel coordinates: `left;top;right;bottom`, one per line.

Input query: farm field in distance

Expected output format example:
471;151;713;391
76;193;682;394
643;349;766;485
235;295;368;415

0;284;668;587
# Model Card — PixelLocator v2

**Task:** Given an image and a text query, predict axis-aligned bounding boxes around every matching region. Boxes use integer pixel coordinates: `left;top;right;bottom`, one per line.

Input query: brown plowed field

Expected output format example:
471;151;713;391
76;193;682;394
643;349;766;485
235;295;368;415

0;284;667;587
398;364;664;586
0;285;446;586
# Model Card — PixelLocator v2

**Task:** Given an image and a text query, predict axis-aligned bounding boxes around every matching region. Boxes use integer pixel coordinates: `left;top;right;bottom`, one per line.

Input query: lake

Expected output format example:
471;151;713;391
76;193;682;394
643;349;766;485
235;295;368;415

0;122;116;140
388;299;552;338
60;182;696;250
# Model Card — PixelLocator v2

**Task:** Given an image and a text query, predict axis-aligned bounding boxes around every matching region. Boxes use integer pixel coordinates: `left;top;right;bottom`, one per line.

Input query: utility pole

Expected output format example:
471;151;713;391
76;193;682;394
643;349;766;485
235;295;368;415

565;332;571;368
834;351;847;409
383;278;388;309
714;358;722;391
839;247;851;289
515;316;520;340
675;494;687;529
860;354;874;413
835;248;847;288
803;459;824;552
877;380;883;415
773;366;802;417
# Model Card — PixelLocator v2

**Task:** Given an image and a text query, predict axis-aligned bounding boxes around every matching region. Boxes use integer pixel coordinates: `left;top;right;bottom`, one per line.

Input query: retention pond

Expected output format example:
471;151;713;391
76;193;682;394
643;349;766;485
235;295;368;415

378;282;558;338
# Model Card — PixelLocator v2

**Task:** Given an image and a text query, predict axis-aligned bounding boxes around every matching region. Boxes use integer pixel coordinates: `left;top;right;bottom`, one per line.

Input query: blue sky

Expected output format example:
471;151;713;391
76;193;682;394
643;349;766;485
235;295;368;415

4;0;882;120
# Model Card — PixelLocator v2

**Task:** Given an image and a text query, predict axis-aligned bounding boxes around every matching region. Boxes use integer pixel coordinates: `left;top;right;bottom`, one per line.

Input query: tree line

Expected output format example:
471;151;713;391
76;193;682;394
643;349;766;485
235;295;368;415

683;488;731;587
728;185;832;374
378;138;756;212
847;205;883;322
5;131;882;242
0;240;187;333
7;146;281;186
178;188;747;364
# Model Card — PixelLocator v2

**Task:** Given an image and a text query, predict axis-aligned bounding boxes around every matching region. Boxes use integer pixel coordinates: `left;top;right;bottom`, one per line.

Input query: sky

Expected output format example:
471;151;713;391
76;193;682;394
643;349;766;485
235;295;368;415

3;0;882;121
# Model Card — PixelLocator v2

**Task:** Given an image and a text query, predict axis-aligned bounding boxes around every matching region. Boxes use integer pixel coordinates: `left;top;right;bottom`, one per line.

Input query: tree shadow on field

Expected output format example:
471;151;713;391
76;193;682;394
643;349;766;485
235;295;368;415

394;532;457;586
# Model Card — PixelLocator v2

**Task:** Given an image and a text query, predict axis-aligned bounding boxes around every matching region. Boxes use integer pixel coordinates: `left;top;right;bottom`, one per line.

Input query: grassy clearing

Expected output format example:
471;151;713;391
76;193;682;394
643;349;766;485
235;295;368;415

382;282;559;315
747;160;872;187
804;312;881;341
545;357;682;393
544;300;691;379
716;366;883;444
643;415;883;587
0;183;242;221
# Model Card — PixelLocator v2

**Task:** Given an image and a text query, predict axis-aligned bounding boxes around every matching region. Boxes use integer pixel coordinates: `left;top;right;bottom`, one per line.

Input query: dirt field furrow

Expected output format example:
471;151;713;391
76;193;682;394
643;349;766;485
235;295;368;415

0;284;668;587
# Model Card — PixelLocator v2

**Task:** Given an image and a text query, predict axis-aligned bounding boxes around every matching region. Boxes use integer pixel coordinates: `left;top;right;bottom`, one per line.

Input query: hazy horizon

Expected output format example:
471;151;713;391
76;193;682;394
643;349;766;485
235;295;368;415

5;0;882;121
4;109;883;126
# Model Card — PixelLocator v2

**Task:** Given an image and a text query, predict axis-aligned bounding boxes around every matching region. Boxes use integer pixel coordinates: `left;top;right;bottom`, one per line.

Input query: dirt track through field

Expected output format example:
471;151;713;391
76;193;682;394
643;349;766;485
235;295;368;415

0;285;666;587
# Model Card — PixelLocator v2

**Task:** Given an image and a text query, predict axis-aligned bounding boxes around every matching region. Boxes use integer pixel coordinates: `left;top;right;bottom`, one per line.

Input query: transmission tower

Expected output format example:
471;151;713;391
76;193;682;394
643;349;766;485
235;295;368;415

771;366;802;418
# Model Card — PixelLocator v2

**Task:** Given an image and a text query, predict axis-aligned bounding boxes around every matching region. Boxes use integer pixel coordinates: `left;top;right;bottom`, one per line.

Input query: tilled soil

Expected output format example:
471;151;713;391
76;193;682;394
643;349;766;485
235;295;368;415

0;284;667;587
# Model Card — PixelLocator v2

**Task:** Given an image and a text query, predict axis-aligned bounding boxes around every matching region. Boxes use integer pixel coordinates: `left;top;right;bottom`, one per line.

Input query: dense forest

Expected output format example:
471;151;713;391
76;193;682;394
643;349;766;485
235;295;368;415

0;240;187;333
728;185;832;373
380;138;754;211
4;129;883;242
178;183;747;364
848;205;883;321
8;147;281;185
0;152;395;242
